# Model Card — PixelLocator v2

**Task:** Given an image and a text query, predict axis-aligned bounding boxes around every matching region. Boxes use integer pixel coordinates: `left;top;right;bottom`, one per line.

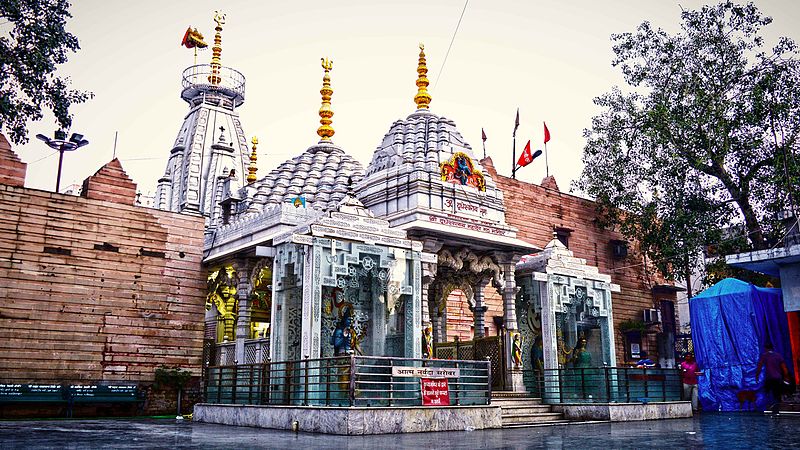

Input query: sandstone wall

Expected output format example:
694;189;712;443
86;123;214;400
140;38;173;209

0;163;206;385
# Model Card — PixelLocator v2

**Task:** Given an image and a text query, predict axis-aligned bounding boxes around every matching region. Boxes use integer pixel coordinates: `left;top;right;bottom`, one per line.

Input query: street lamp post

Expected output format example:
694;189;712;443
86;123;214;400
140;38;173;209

36;131;89;193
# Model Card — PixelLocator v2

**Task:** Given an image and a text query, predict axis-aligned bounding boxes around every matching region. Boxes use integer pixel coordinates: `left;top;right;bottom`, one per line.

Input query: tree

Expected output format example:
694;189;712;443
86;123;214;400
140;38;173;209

576;1;800;285
0;0;92;144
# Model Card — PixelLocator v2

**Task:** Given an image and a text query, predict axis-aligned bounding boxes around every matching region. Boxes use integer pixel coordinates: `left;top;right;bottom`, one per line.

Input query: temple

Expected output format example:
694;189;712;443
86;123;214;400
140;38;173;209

191;17;648;405
0;12;688;427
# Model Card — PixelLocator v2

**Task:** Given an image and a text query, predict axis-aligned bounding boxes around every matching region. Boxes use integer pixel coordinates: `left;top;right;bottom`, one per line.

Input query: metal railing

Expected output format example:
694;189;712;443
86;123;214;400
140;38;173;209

204;355;491;407
434;336;504;390
213;342;236;366
243;338;270;364
181;64;245;106
523;367;682;404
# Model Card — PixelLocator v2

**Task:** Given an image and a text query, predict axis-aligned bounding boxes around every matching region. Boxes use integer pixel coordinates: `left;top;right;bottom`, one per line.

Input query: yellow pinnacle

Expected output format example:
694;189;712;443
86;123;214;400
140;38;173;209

317;57;335;141
247;136;258;184
208;11;226;85
414;43;431;110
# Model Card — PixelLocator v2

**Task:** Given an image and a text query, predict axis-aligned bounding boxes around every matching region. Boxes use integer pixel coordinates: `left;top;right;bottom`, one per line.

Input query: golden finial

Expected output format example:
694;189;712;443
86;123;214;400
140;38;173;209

247;136;258;184
414;43;431;110
208;11;226;85
317;57;335;141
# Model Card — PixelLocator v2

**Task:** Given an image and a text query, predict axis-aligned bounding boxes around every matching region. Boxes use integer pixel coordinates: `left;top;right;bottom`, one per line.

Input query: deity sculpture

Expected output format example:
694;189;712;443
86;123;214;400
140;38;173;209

455;154;472;184
206;269;238;341
331;307;354;356
572;335;592;368
512;333;523;368
531;334;544;372
423;324;434;358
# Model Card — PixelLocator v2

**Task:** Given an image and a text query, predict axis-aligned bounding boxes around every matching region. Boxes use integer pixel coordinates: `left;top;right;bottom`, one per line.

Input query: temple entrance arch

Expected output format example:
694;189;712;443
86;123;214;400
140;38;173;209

428;247;512;389
429;247;503;342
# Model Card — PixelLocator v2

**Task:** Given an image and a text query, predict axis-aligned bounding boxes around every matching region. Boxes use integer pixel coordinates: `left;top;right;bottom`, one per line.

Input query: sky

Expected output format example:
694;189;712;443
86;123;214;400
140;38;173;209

9;0;800;197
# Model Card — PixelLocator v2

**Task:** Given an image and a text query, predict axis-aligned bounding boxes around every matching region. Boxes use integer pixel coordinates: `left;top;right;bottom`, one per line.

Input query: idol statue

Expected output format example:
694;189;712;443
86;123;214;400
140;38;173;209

331;307;353;356
455;155;472;185
512;333;523;368
531;334;544;372
572;335;592;368
422;325;434;358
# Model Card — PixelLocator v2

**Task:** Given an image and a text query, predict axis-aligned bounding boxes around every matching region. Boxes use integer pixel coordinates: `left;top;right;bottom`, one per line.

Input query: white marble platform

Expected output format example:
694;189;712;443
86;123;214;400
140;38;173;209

193;403;503;434
551;401;692;422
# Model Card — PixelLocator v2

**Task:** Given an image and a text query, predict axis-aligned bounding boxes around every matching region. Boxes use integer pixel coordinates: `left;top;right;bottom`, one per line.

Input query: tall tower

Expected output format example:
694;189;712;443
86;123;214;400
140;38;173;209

154;11;249;222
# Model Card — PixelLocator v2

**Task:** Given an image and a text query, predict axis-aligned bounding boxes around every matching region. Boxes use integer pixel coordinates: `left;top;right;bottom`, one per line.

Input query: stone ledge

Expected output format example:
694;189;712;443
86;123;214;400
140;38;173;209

193;403;502;434
551;401;692;422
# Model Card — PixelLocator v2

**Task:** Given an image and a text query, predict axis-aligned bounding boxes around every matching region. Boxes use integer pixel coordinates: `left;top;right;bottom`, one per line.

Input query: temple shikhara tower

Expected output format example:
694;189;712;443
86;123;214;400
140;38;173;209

154;12;250;223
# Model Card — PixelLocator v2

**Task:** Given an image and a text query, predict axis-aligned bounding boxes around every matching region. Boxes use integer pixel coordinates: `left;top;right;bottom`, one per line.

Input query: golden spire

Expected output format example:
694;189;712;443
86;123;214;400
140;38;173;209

247;136;258;184
208;11;226;85
414;43;431;110
317;57;335;141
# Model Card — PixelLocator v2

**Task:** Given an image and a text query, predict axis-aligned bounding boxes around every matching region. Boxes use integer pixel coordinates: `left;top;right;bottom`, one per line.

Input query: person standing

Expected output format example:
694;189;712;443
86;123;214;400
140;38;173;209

680;353;700;412
755;342;789;413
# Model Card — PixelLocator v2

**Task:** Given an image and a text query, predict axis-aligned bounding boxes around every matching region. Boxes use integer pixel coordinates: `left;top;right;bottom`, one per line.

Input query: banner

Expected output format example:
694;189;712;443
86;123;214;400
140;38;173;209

421;378;450;406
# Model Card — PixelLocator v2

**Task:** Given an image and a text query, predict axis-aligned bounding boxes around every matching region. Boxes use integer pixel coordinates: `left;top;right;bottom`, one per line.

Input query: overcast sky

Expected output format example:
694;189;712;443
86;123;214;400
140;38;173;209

9;0;800;197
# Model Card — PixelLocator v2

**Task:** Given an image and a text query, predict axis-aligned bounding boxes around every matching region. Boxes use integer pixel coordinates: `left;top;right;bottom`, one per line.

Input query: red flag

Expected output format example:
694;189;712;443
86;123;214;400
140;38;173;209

481;128;487;142
517;140;533;167
543;122;551;144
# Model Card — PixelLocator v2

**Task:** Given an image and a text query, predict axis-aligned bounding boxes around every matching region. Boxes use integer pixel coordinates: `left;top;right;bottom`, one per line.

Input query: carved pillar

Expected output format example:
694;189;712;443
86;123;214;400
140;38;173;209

421;261;436;358
431;284;448;344
233;258;253;365
499;257;525;391
422;239;444;343
421;261;436;328
472;278;489;339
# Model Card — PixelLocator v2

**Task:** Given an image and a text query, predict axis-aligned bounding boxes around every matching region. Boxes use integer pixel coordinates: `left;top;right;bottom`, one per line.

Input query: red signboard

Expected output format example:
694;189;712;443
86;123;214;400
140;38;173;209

421;378;450;406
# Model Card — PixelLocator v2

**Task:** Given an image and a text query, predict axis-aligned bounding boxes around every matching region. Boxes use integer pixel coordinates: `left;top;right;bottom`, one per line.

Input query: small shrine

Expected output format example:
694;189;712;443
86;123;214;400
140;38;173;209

515;235;620;397
269;188;426;362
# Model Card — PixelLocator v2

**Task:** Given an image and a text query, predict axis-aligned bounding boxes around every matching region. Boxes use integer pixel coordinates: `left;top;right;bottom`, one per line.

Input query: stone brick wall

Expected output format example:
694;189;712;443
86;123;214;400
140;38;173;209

444;157;676;363
0;140;207;415
0;134;26;187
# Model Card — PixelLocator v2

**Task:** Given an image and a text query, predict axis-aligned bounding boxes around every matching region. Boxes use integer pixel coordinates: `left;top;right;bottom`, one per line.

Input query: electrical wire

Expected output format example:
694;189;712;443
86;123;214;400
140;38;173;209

28;151;57;164
434;0;469;90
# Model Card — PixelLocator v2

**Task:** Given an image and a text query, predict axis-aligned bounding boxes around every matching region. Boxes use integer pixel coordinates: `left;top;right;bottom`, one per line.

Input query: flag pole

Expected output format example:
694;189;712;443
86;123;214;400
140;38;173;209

545;141;549;177
543;121;551;178
512;134;516;179
481;128;487;159
512;108;519;179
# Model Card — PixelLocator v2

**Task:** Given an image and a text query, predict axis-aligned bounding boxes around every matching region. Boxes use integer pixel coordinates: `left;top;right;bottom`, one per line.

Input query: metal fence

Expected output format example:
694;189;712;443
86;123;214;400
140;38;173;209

205;355;491;407
523;367;683;404
434;336;504;390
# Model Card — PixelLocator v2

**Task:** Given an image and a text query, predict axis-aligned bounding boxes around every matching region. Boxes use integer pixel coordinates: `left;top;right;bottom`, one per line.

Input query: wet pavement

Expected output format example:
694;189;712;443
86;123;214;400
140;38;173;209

1;413;798;449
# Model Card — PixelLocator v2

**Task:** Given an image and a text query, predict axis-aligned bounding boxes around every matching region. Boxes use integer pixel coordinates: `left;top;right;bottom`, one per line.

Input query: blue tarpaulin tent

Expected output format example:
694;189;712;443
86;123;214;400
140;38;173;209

690;278;793;411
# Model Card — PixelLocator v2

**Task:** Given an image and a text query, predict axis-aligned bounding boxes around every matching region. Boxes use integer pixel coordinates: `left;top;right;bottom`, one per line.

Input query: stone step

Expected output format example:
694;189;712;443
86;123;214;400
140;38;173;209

501;412;564;425
499;404;553;414
491;391;532;398
490;397;542;405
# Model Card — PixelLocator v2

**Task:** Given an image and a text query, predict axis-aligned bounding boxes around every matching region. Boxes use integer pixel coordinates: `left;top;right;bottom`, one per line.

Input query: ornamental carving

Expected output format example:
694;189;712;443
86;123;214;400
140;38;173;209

437;247;502;288
440;152;486;191
432;247;503;314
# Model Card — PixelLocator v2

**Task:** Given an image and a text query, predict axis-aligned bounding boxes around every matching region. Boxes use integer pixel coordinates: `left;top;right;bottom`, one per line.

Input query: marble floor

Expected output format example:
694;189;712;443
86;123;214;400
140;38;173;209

1;413;798;449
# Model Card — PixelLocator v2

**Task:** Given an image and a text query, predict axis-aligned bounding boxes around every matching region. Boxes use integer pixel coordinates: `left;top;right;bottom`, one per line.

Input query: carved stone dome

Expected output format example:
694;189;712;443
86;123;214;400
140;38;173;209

247;142;364;213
